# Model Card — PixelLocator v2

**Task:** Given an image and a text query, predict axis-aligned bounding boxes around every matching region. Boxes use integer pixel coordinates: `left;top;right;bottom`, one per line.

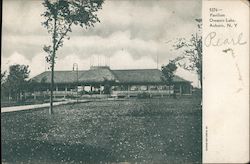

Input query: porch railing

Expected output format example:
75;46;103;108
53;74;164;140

111;90;174;97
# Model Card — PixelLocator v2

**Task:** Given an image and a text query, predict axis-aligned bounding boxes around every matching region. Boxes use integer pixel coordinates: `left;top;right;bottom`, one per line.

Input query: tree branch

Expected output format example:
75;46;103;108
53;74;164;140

55;22;72;50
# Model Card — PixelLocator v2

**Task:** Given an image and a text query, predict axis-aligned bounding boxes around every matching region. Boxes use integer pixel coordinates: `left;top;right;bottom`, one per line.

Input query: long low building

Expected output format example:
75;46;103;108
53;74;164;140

30;66;192;98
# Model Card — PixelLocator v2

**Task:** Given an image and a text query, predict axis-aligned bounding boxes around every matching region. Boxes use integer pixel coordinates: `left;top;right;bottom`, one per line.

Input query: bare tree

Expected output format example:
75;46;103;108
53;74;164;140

173;19;202;89
42;0;104;114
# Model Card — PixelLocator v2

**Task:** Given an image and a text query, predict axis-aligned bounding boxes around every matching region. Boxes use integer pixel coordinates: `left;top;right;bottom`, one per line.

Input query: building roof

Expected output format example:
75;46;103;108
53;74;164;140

31;71;84;84
172;74;190;83
31;67;190;84
112;69;163;84
79;67;116;83
32;68;116;84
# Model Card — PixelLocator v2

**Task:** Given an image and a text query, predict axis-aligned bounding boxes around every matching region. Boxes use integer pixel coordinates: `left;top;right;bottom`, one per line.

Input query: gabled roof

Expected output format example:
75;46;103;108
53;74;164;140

32;68;116;84
112;69;190;84
31;71;85;84
32;68;190;84
79;67;116;83
173;75;191;83
112;69;163;84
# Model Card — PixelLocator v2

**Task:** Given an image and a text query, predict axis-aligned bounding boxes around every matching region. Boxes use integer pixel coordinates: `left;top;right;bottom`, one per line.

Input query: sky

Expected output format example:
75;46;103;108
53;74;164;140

2;0;201;87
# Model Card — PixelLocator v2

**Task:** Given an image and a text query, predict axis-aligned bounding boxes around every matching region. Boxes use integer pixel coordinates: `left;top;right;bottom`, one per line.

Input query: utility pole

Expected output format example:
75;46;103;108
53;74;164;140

73;63;78;102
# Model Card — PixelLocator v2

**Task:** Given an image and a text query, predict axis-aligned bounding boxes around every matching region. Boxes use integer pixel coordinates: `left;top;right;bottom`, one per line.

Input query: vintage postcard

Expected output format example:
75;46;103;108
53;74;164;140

1;0;249;163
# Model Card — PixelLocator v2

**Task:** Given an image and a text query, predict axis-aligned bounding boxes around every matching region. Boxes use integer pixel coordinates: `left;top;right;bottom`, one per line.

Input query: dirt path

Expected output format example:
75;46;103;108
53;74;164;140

1;100;89;113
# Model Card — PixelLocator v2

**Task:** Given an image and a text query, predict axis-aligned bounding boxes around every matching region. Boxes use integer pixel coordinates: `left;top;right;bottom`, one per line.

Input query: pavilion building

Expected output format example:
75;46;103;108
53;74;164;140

30;66;192;98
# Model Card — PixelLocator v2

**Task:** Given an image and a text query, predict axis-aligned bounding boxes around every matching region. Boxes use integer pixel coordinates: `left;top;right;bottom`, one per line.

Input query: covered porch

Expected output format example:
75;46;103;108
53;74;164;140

28;82;113;99
110;84;174;98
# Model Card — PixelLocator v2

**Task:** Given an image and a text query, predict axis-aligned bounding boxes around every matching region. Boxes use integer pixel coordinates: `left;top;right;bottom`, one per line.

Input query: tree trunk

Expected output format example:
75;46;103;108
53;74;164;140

49;61;54;115
49;16;57;115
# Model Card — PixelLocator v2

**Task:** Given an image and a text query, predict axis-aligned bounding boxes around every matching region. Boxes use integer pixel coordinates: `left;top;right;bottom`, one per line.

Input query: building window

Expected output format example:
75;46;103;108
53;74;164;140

162;86;173;90
130;85;138;91
120;85;127;91
140;85;147;91
84;86;91;92
149;85;157;90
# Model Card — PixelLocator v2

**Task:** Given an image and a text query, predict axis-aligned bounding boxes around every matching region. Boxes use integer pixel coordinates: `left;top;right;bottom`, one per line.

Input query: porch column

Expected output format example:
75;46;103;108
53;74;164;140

148;85;152;97
82;85;85;94
34;92;36;100
64;86;68;98
54;86;58;98
100;84;102;95
179;85;182;96
128;85;131;91
43;90;45;98
127;85;130;98
19;93;22;101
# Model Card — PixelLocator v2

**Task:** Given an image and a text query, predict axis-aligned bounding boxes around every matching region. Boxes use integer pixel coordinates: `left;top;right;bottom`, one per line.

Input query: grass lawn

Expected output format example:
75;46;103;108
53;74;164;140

1;97;202;163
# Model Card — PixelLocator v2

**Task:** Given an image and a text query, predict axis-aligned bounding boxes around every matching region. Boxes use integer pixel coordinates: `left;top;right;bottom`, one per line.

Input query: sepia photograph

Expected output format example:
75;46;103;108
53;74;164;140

1;0;202;163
